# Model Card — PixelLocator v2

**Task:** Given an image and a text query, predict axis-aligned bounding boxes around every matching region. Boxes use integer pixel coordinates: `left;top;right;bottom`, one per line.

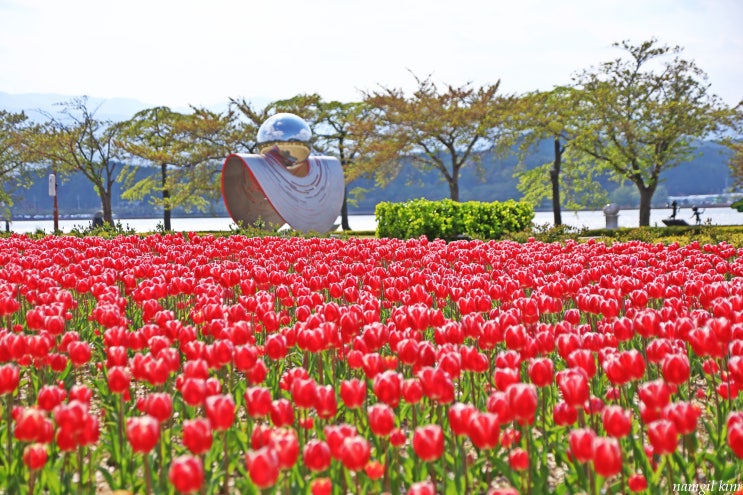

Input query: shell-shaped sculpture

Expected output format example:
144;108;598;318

221;113;344;233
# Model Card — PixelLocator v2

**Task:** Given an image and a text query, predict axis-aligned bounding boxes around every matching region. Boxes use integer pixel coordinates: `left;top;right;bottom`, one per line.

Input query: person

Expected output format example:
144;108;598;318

691;206;704;225
669;200;678;219
92;211;104;228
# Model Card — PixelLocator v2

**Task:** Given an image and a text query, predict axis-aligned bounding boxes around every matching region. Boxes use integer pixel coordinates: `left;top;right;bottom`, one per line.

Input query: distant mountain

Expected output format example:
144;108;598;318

0;91;270;122
6;141;732;220
0;91;159;122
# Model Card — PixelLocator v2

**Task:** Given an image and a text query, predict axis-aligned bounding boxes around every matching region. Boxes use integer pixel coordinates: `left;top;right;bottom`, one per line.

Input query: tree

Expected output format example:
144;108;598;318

571;39;732;226
118;106;235;231
360;75;512;202
0;110;33;216
311;99;374;230
729;141;743;189
24;97;123;225
513;88;608;224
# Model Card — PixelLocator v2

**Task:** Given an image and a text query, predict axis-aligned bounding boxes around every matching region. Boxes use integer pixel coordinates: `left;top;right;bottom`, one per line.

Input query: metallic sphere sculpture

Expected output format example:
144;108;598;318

256;112;312;163
221;113;344;233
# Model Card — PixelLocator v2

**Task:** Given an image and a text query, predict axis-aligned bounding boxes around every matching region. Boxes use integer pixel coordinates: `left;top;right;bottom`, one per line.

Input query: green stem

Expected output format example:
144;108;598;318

144;454;153;495
118;394;125;488
77;446;84;494
5;393;12;467
28;470;37;495
222;430;229;495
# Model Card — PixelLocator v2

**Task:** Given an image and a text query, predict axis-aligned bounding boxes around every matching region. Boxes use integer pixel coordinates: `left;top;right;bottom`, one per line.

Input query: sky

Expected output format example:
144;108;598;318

0;0;741;112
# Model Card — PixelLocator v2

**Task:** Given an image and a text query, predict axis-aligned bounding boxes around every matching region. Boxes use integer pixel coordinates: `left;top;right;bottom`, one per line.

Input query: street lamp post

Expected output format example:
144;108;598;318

49;166;59;232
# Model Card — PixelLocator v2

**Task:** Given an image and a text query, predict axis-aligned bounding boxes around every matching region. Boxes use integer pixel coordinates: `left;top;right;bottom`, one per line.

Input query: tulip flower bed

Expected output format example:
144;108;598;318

1;233;743;495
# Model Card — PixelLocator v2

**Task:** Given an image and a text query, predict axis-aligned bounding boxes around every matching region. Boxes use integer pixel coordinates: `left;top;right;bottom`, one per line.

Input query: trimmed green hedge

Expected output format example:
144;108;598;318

375;198;534;240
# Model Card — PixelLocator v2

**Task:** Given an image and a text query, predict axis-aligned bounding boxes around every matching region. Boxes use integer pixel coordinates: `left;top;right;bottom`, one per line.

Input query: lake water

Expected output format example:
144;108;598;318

5;207;743;235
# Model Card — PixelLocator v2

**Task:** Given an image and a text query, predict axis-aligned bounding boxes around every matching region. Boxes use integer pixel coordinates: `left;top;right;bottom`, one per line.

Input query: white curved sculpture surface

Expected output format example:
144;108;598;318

221;152;344;233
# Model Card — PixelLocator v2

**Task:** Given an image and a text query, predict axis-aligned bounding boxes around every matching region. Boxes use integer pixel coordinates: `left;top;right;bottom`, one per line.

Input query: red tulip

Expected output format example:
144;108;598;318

247;358;268;384
661;353;690;385
339;435;371;471
268;428;299;470
310;478;332;495
592;436;622;478
486;390;513;424
106;366;130;394
37;385;66;412
413;424;444;461
368;403;396;437
728;412;743;458
0;363;20;395
140;392;173;423
314;385;338;419
417;366;454;404
528;357;554;387
179;377;206;407
234;344;258;371
244;386;272;418
601;405;632;438
567;349;596;379
467;411;500;450
303;439;331;472
568;428;596;463
69;384;93;405
67;341;91;368
557;368;589;408
628;473;648;492
270;398;295;427
169;455;204;494
505;383;538;425
14;407;47;443
340;378;366;409
647;419;678;456
493;366;520;392
291;377;317;410
373;370;402;408
553;400;579;427
205;394;235;431
448;402;477;437
246;447;280;488
126;415;160;453
401;378;424;405
638;379;671;412
364;459;385;480
407;481;436;495
265;334;287;360
324;423;358;459
508;447;529;471
22;443;48;470
663;401;700;435
183;418;213;455
728;356;743;384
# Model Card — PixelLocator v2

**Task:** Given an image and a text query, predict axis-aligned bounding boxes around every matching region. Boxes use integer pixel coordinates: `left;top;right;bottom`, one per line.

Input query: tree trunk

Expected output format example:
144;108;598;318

100;189;114;225
161;162;171;231
448;170;460;202
341;187;351;231
551;138;563;226
638;184;656;227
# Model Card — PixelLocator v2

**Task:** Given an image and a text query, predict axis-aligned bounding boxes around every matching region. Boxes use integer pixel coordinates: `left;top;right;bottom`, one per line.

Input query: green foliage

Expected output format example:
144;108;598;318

375;198;534;240
68;220;136;238
510;223;590;243
570;39;735;225
589;224;743;246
